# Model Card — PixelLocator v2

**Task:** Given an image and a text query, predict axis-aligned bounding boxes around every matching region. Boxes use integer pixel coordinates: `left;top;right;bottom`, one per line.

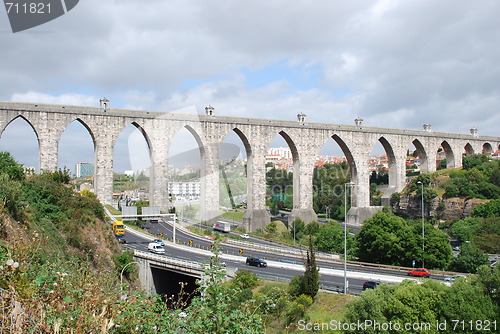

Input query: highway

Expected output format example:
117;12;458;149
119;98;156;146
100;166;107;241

140;219;446;280
118;218;444;294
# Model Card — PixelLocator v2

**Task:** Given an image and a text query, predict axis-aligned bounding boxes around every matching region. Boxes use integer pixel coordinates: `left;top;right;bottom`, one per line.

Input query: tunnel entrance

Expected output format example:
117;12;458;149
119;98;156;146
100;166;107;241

150;265;200;307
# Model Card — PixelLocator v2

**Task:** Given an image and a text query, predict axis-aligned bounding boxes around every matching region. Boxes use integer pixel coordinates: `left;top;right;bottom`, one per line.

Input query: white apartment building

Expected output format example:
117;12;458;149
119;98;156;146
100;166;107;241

168;181;201;199
267;147;293;159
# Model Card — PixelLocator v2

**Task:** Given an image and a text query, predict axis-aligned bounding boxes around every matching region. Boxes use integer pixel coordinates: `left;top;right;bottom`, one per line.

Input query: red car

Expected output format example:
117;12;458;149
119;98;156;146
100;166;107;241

407;268;431;278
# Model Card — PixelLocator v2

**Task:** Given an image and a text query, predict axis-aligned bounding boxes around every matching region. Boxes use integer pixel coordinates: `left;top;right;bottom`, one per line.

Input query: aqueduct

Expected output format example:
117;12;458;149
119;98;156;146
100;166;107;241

1;101;498;231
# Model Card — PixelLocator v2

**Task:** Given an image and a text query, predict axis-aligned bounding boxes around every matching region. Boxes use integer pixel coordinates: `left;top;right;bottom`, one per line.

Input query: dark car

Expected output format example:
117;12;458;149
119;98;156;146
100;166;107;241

362;281;381;290
246;257;267;267
115;234;126;244
407;268;431;278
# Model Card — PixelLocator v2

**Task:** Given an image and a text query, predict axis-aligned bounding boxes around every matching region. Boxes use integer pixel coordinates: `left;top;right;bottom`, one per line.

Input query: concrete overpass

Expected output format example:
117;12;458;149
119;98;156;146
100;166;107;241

133;249;204;296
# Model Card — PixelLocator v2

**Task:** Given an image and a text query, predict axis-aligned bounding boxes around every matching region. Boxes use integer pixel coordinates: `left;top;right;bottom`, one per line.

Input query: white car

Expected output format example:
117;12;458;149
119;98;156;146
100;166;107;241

240;234;250;239
444;274;467;282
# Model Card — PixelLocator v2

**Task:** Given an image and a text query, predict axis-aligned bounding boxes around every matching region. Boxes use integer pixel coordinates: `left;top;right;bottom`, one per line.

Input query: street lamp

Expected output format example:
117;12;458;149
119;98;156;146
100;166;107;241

120;261;139;290
417;181;424;268
344;181;354;295
173;214;177;244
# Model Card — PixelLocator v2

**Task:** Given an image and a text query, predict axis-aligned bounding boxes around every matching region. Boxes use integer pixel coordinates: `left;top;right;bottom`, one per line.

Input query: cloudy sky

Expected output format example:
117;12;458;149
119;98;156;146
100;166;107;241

0;0;499;173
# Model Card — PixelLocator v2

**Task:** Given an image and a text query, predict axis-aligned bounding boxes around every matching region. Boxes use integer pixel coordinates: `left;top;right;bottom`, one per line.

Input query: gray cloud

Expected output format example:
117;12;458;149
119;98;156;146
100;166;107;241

1;0;499;171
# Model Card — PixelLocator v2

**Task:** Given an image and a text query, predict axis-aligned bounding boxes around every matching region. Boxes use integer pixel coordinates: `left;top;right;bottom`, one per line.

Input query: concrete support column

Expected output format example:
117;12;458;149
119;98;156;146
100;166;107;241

350;151;370;208
37;112;62;172
381;141;407;205
289;152;318;225
149;133;169;210
136;258;155;295
422;140;439;173
243;145;270;232
38;130;59;172
200;141;220;222
94;135;114;206
449;141;464;169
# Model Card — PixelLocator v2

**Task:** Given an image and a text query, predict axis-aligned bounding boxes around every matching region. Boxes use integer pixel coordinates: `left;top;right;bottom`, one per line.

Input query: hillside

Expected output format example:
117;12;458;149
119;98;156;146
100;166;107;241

1;151;499;333
392;154;500;220
0;152;140;332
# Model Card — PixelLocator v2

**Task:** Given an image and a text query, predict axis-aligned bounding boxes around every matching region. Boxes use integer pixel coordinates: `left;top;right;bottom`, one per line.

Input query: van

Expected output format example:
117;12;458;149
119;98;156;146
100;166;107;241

148;242;165;254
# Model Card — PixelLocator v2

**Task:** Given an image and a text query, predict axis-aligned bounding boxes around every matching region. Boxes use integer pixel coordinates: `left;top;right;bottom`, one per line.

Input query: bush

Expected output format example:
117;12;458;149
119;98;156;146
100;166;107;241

473;199;500;218
450;243;489;273
232;269;260;290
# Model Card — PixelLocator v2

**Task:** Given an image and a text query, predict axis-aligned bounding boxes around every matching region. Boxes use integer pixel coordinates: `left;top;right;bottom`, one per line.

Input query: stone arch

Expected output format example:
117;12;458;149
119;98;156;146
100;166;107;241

124;121;153;151
330;134;358;205
311;133;358;222
112;121;153;200
183;124;206;156
57;117;98;177
375;136;400;204
218;127;252;211
0;115;40;172
1;114;39;139
277;130;299;162
264;129;300;221
330;134;357;181
411;138;428;172
232;127;252;157
482;142;493;154
67;117;97;147
464;143;474;156
438;140;455;169
277;130;299;207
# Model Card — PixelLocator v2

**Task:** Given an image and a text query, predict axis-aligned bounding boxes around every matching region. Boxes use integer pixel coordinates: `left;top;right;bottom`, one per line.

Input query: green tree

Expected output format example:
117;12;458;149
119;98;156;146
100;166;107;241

0;173;23;217
473;265;500;307
450;243;489;273
232;269;259;290
41;168;71;184
463;154;490;171
314;222;345;253
0;151;25;181
344;278;497;334
302;234;319;299
287;235;319;300
473;217;500;253
269;200;279;216
312;162;350;219
290;217;305;241
356;211;451;268
356;212;408;265
264;220;277;235
472;199;500;218
450;218;482;242
178;245;264;333
304;220;320;236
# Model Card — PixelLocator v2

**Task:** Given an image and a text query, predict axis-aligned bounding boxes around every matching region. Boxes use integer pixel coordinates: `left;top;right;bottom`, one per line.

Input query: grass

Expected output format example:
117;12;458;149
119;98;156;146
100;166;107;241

221;210;245;222
253;279;357;334
303;292;356;333
105;204;121;216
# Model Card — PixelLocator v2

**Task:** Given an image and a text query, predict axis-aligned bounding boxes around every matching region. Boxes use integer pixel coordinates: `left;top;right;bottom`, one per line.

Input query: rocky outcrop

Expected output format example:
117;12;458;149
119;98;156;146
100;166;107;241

393;195;487;220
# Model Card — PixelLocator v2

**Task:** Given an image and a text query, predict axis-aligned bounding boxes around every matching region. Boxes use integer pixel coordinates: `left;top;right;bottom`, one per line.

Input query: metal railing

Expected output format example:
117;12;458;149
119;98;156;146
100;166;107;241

133;249;204;272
